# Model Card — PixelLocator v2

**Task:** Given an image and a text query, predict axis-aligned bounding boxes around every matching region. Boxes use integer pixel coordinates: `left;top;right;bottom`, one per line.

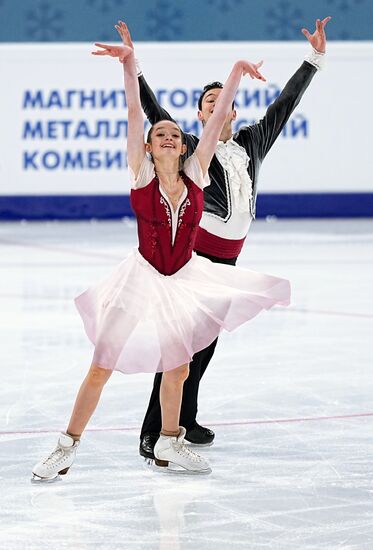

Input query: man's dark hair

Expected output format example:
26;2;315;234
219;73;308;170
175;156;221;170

198;81;235;111
198;82;224;110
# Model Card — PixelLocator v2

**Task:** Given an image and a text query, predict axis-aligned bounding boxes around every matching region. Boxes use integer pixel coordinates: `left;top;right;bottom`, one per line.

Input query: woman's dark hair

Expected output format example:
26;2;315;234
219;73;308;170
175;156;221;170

146;119;186;145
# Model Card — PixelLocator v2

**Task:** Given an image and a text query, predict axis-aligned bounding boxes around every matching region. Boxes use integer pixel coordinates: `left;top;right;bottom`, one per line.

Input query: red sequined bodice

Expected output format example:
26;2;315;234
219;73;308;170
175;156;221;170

130;173;204;275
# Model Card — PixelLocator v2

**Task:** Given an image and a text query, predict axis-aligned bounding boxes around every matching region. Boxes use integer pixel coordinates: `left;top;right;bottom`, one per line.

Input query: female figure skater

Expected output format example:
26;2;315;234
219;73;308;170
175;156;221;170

32;24;290;481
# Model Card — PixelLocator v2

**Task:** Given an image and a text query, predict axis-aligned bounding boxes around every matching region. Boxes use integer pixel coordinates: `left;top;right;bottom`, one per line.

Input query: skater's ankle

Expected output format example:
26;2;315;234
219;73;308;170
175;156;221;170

160;428;180;438
66;431;81;442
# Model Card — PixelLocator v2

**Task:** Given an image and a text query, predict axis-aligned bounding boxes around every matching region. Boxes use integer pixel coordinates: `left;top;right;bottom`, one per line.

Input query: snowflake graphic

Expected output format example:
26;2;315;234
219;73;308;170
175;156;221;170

207;0;243;11
146;0;184;41
26;1;64;41
86;0;129;15
266;0;304;40
326;0;366;11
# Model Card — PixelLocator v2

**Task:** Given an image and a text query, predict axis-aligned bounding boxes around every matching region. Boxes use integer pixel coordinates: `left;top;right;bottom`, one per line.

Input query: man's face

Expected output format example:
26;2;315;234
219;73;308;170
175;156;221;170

197;88;236;126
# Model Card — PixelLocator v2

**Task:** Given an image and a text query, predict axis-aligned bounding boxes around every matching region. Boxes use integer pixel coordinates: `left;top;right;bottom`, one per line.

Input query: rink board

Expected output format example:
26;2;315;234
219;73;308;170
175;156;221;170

0;42;372;219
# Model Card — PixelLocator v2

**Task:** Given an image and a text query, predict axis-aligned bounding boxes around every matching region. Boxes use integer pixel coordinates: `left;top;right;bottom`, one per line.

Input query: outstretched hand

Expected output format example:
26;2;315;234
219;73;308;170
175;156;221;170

115;20;134;49
301;17;331;53
241;60;266;82
92;43;133;63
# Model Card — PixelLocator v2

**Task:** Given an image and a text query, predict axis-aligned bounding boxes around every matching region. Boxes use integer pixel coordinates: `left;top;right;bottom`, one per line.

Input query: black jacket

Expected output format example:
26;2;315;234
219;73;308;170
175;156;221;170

139;61;317;220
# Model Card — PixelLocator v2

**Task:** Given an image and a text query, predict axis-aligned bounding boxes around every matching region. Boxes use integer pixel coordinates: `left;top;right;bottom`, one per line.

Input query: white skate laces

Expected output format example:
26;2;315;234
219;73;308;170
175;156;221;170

153;427;211;474
42;447;65;467
31;432;79;483
171;440;205;462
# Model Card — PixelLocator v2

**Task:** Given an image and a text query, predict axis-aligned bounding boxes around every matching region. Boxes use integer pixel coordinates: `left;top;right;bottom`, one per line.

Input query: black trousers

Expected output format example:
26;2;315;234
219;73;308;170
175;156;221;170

140;250;237;437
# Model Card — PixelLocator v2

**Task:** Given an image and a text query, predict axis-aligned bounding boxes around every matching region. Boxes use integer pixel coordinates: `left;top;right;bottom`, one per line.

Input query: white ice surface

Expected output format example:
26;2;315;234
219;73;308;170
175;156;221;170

1;219;373;550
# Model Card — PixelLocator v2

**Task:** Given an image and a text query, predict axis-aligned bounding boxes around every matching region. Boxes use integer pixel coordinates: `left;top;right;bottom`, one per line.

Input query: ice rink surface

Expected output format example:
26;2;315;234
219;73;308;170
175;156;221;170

1;218;373;550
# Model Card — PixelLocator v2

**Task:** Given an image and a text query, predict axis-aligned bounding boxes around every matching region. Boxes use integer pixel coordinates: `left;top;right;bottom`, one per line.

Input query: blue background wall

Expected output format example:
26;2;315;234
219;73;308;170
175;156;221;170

0;0;371;42
1;0;372;220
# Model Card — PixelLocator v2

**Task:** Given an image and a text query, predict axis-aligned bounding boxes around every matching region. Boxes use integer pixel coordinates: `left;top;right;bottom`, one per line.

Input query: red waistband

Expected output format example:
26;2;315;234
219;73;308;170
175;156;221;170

194;227;246;259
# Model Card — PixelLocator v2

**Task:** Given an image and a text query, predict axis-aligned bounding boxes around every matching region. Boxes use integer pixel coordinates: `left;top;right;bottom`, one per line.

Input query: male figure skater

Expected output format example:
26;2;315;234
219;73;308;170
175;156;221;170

116;17;331;460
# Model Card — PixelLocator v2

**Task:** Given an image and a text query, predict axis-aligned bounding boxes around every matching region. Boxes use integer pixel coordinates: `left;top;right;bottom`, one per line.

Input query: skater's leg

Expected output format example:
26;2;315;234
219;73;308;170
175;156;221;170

179;338;218;430
67;363;112;436
139;253;237;458
140;373;163;438
160;364;189;434
32;363;112;481
175;251;237;444
139;341;219;458
154;364;211;474
140;364;195;456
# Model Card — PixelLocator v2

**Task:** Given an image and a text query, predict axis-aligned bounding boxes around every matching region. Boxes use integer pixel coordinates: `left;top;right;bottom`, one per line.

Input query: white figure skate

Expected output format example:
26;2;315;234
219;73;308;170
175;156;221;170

31;432;79;483
153;427;211;475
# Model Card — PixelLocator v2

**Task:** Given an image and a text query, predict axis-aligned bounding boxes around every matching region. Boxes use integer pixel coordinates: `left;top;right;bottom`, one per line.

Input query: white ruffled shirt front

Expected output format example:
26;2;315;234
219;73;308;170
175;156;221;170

199;137;254;240
215;137;253;215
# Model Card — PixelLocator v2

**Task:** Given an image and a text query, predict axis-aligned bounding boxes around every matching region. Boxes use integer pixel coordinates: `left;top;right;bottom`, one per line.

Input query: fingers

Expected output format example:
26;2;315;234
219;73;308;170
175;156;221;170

115;20;134;49
115;21;126;36
92;43;116;56
253;61;266;81
302;16;330;40
118;20;128;31
115;24;123;37
243;69;266;81
254;71;266;81
94;42;112;49
118;21;131;38
242;61;266;82
250;72;265;81
301;28;311;40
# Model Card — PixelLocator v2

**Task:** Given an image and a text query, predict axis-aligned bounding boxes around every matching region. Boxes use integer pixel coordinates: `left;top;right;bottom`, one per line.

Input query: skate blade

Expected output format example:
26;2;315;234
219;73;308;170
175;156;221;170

185;441;214;448
152;460;212;476
31;473;62;484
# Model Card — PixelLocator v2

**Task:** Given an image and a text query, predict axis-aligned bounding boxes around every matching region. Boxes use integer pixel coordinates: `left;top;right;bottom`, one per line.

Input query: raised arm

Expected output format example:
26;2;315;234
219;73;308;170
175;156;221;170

255;62;317;160
116;21;173;124
253;16;331;161
195;60;266;175
138;74;173;124
92;37;145;178
115;21;198;158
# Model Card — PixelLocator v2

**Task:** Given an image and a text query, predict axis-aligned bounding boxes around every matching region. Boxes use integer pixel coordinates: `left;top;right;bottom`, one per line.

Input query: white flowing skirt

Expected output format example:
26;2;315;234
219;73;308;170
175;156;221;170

75;249;290;374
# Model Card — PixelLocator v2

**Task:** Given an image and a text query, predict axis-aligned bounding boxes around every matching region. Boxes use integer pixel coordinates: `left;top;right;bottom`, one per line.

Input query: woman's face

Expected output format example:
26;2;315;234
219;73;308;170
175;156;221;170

147;121;186;160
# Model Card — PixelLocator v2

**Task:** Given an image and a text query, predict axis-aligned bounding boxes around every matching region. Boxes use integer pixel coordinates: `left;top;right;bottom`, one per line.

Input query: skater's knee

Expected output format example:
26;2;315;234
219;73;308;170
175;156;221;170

87;364;112;388
179;364;190;383
164;364;189;386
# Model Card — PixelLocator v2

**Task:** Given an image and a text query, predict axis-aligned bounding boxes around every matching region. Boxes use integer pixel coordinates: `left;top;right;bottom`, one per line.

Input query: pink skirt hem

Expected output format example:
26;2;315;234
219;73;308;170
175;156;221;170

75;249;290;374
